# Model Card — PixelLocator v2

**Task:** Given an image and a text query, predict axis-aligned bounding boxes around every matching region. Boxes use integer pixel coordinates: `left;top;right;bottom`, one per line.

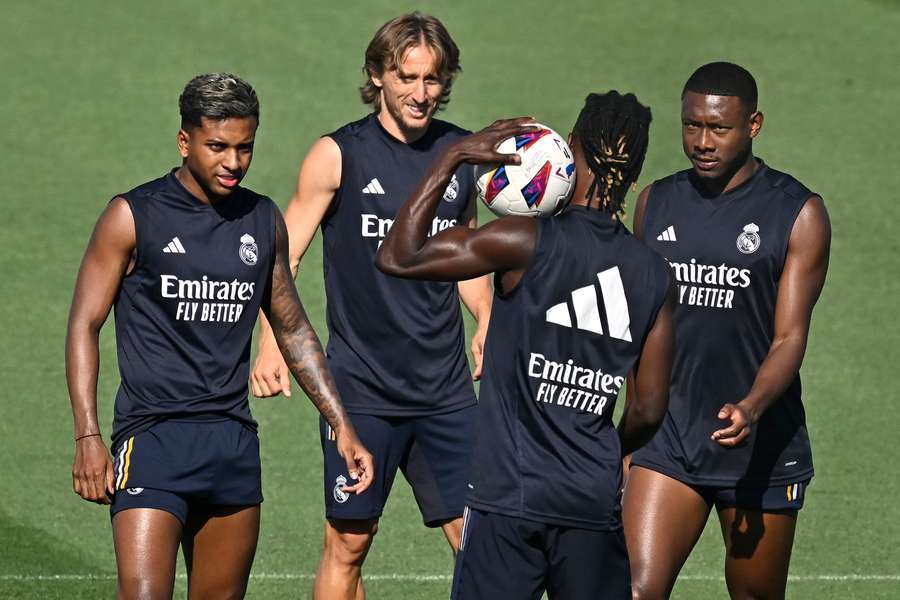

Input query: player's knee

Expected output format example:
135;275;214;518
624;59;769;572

629;562;671;600
324;520;377;567
117;575;171;600
630;579;670;600
726;581;785;600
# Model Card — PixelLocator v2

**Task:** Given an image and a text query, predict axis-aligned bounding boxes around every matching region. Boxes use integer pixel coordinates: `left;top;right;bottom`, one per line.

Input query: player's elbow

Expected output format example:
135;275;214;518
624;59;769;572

632;392;669;432
374;248;405;277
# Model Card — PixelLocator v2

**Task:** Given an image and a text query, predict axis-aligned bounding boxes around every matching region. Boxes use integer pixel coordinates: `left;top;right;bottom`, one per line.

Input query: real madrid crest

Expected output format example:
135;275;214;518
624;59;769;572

333;475;349;504
736;223;761;254
239;233;258;266
443;174;460;202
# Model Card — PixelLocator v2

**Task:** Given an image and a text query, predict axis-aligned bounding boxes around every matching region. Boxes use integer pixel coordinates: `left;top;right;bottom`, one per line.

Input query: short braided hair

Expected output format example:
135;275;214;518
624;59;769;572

572;91;652;215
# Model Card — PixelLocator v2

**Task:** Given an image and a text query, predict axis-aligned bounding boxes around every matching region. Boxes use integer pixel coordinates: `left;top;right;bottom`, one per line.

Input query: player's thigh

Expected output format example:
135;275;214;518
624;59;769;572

622;466;712;598
321;413;411;522
112;507;183;600
403;405;476;528
546;526;631;600
182;504;260;600
451;508;546;600
715;483;804;599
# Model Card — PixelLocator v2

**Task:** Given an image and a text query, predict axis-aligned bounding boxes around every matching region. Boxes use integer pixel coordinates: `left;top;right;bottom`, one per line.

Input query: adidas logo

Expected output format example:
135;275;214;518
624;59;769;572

545;266;632;342
656;225;677;242
362;178;385;194
163;237;186;254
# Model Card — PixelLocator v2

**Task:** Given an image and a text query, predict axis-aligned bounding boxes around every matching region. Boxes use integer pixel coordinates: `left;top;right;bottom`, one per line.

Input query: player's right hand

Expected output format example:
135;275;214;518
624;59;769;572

72;436;114;505
454;117;541;166
250;339;293;398
335;428;374;496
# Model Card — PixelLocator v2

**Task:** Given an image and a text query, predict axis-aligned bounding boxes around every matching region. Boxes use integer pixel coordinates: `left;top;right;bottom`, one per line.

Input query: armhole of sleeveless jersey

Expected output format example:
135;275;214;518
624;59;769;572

114;194;141;278
263;197;277;314
639;182;658;240
641;259;672;349
778;193;817;275
322;133;344;222
493;217;547;300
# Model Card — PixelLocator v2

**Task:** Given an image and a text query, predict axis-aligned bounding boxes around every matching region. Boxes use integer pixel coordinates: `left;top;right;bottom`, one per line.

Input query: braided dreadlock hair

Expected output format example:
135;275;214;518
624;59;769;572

572;91;652;215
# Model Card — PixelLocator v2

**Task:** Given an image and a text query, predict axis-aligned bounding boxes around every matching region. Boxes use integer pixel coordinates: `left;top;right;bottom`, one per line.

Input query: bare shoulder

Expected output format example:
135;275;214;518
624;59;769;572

296;136;341;191
789;195;831;249
93;197;136;249
631;184;654;239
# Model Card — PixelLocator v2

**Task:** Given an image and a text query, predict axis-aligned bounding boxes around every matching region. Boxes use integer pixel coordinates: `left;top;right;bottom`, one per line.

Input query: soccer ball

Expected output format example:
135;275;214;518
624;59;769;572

475;124;576;218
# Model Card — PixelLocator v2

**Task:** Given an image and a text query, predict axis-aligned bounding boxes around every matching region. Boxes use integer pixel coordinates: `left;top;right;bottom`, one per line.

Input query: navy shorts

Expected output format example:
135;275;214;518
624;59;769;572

320;404;476;526
694;479;810;511
110;419;262;524
451;507;631;600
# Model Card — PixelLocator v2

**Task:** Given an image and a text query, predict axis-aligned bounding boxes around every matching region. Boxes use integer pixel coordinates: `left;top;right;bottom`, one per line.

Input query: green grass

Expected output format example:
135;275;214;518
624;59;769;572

3;0;899;598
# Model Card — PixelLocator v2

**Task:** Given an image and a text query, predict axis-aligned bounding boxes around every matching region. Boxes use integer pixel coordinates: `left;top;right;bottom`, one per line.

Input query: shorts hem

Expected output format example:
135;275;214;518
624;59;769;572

110;503;187;525
422;511;464;528
325;509;384;523
629;458;814;488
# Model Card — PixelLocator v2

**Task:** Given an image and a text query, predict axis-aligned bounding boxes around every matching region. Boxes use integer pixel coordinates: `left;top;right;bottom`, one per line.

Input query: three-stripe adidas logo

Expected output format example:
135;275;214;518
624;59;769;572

656;225;677;242
545;266;632;342
163;237;186;254
362;178;385;194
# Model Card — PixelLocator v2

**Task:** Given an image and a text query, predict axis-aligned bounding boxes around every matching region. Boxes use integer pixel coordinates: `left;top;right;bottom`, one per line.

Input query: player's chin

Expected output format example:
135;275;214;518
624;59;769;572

691;162;724;179
404;106;434;127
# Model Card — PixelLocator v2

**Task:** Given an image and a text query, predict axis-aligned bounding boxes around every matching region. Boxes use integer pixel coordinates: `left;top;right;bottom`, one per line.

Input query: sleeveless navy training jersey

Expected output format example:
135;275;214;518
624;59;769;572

632;161;815;486
322;114;477;415
467;207;670;530
111;171;277;447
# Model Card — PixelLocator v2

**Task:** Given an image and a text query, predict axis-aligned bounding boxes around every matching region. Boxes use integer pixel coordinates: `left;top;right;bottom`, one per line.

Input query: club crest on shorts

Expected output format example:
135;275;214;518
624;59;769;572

442;174;460;202
126;487;144;496
239;233;258;266
333;475;350;504
736;223;761;254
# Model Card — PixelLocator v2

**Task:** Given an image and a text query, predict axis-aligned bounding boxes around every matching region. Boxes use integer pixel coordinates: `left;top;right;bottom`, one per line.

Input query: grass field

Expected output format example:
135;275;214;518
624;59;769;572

3;1;899;598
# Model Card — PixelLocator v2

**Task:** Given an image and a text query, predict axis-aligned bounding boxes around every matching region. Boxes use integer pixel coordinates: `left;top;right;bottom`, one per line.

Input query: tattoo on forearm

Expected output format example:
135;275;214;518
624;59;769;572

268;234;347;430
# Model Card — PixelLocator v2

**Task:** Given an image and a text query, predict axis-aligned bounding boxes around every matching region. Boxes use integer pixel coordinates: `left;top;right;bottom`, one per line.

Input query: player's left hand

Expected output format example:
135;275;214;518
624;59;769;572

471;322;488;381
335;427;374;495
711;403;753;447
453;117;541;166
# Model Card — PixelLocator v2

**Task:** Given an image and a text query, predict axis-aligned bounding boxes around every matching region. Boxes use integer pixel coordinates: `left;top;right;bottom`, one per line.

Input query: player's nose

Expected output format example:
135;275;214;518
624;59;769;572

411;79;427;103
696;128;715;151
222;149;240;170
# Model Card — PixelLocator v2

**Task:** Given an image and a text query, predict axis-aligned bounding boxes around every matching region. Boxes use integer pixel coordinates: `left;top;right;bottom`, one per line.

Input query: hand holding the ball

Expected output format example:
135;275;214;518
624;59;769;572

453;118;542;166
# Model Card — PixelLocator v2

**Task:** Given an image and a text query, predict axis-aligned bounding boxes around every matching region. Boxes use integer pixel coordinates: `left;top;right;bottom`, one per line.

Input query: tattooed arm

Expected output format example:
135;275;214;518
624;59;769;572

264;209;373;492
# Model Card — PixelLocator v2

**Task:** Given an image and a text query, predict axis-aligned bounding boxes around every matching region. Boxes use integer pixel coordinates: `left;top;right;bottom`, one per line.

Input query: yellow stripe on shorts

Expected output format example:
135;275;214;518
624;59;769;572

119;437;135;490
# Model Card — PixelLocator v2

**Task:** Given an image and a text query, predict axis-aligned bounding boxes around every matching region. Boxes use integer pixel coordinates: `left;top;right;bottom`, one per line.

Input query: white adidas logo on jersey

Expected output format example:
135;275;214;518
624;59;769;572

163;237;186;254
657;225;677;242
362;178;385;194
545;266;632;342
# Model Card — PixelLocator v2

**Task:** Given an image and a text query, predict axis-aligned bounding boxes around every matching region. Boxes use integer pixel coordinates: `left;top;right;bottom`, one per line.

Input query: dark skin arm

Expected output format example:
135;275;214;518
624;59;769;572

712;195;831;446
264;211;373;492
375;118;540;285
618;278;676;457
66;198;136;504
631;184;652;240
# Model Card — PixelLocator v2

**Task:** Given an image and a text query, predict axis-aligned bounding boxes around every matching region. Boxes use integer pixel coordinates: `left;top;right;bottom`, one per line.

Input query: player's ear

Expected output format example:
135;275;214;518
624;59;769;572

369;68;384;89
749;111;764;139
177;128;190;158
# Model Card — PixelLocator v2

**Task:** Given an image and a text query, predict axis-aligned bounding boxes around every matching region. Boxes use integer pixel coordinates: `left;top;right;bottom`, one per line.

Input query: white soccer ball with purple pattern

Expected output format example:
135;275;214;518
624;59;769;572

475;124;576;218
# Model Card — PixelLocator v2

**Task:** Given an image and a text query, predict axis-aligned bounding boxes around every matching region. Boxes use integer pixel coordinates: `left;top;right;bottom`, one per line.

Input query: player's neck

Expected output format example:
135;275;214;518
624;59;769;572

175;165;224;206
376;110;429;144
